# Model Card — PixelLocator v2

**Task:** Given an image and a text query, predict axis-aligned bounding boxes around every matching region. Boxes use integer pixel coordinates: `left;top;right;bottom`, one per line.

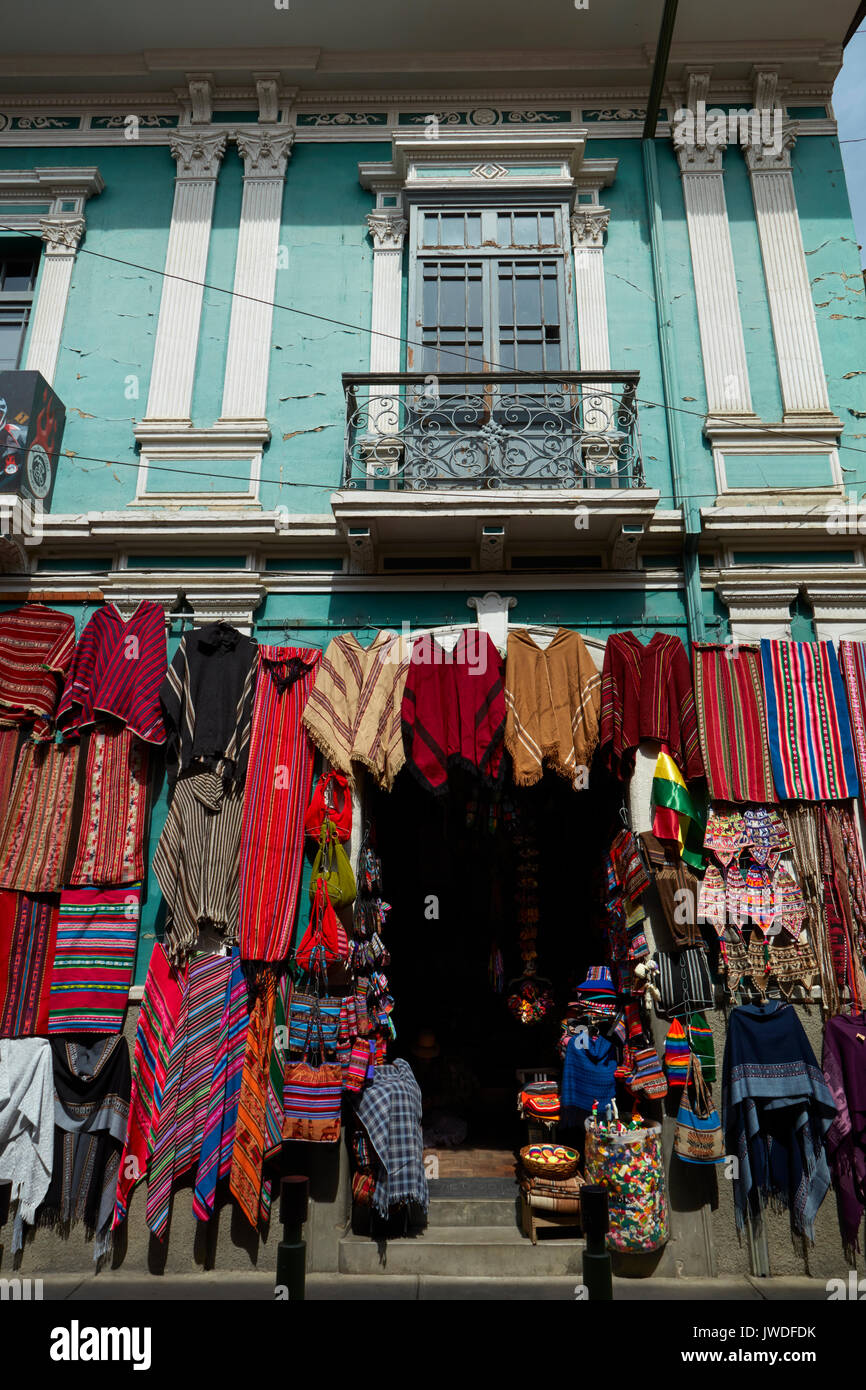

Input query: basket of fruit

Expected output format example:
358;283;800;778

519;1143;580;1180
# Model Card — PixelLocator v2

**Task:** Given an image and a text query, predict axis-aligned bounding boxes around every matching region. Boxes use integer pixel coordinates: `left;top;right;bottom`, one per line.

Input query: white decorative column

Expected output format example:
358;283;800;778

24;216;85;385
803;584;866;643
673;135;755;417
220;129;294;424
366;209;408;374
143;130;227;422
742;124;833;421
570;207;611;372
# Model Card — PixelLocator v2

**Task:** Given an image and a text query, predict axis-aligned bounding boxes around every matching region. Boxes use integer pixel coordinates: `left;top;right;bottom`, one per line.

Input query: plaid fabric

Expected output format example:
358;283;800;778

355;1057;427;1218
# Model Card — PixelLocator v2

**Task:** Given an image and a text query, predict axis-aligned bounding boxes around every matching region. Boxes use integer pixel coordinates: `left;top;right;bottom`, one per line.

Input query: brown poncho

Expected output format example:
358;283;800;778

302;631;410;791
505;628;601;787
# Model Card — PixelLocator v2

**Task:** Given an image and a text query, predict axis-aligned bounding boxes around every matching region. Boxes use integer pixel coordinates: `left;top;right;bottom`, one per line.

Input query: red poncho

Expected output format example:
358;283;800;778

401;630;505;794
600;631;704;782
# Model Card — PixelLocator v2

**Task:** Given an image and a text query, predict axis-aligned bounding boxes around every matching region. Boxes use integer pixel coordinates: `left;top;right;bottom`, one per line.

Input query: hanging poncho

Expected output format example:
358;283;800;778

600;631;703;782
722;1002;836;1242
822;1011;866;1259
692;644;776;803
40;1035;131;1260
0;1038;54;1249
401;631;505;796
761;639;859;801
355;1058;428;1219
504;628;600;787
160;622;257;789
302;630;411;791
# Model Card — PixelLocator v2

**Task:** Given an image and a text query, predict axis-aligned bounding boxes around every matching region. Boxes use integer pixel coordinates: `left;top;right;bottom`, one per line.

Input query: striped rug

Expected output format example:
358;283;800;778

113;942;185;1229
693;645;776;803
229;966;277;1227
238;647;320;962
0;740;80;891
192;949;250;1221
838;641;866;808
146;950;234;1239
0;889;58;1036
761;640;859;801
47;884;141;1034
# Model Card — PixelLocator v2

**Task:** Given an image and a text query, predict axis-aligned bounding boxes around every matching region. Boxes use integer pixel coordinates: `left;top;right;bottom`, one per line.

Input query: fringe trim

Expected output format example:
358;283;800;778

300;720;356;790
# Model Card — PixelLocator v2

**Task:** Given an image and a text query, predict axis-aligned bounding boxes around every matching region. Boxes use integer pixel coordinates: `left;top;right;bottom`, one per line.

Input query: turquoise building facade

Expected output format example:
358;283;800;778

2;7;866;1279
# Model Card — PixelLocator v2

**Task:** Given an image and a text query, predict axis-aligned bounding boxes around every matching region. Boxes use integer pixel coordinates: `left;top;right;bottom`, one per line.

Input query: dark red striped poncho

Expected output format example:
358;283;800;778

57;600;167;745
600;631;703;782
401;630;505;795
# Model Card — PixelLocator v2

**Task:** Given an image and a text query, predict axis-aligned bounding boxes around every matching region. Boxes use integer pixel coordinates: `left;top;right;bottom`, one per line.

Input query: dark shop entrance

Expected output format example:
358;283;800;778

368;756;623;1177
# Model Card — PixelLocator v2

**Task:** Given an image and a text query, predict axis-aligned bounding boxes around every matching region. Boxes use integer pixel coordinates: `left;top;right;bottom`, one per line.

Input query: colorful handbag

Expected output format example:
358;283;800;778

308;819;356;908
295;879;350;974
287;991;341;1053
654;945;714;1019
282;1007;342;1143
673;1057;725;1166
304;770;353;843
344;1038;373;1093
584;1113;668;1254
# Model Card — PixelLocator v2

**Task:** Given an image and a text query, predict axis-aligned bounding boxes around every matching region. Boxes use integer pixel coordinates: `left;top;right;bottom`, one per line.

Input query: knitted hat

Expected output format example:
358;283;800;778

687;1012;716;1085
664;1019;690;1088
578;965;615;996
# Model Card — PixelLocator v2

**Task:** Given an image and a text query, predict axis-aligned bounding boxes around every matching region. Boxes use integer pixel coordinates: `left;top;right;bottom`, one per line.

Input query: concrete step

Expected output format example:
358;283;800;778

339;1226;585;1278
427;1197;520;1228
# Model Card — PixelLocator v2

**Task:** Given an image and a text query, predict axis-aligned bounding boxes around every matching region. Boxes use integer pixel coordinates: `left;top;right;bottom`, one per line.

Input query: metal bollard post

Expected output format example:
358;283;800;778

276;1175;309;1301
580;1184;613;1300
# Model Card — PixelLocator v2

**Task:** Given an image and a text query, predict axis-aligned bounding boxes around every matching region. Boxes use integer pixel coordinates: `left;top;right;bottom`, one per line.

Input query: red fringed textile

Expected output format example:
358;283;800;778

401;630;505;795
600;632;703;781
692;645;776;803
229;967;277;1227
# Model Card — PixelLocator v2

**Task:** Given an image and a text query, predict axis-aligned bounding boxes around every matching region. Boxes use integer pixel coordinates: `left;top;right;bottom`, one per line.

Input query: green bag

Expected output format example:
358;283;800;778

309;819;356;909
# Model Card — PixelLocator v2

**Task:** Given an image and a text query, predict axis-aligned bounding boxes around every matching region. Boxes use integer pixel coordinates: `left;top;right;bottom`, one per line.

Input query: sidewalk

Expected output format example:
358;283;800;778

19;1272;836;1301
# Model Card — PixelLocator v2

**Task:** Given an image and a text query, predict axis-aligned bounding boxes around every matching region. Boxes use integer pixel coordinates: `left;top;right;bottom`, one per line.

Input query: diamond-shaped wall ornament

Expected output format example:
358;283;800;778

472;162;508;180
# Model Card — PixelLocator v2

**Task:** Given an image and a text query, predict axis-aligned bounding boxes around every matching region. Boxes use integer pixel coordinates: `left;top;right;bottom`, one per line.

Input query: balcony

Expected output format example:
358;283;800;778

342;372;644;492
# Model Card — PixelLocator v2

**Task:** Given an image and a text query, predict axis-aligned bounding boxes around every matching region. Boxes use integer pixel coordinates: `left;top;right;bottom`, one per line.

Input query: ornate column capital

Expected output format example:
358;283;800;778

366;210;408;251
672;133;726;174
741;121;797;172
569;206;610;248
234;128;294;179
168;130;228;180
39;215;86;256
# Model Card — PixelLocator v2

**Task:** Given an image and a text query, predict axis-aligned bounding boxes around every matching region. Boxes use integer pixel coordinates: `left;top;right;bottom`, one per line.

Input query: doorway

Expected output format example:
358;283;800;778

368;750;623;1178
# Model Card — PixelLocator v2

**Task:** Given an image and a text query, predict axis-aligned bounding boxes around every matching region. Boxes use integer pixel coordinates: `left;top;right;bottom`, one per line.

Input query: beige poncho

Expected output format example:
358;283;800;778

505;628;601;787
302;630;411;790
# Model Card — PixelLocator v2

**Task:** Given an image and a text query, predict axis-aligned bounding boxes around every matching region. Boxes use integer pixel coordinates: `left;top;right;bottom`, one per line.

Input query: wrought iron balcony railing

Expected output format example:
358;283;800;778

342;372;644;491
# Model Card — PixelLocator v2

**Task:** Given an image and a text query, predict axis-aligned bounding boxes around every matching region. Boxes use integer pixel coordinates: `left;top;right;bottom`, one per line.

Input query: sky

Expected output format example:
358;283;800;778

835;19;866;266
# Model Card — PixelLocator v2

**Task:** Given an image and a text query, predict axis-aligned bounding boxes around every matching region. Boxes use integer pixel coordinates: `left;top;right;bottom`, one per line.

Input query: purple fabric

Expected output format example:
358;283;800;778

823;1011;866;1257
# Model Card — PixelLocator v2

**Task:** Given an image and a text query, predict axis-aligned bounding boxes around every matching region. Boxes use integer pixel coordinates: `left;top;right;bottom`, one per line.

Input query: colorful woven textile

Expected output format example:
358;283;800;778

600;631;703;782
46;884;140;1034
0;740;80;892
664;1019;690;1088
67;726;150;886
193;949;250;1221
238;647;320;963
0;891;58;1037
146;951;234;1239
504;627;601;787
687;1013;716;1085
303;630;411;791
0;604;76;741
57;600;167;746
693;645;776;803
839;640;866;810
402;631;506;795
229;966;277;1227
760;640;859;801
113;943;185;1229
0;728;20;820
